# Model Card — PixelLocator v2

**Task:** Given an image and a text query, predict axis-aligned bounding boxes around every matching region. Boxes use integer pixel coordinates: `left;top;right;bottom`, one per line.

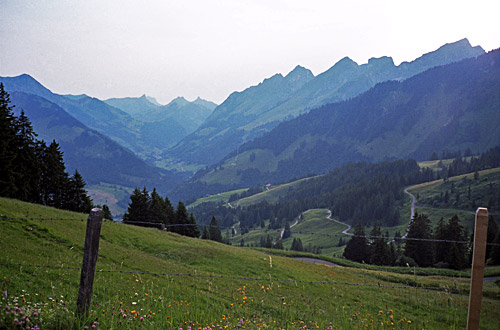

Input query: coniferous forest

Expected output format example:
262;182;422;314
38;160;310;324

0;83;93;213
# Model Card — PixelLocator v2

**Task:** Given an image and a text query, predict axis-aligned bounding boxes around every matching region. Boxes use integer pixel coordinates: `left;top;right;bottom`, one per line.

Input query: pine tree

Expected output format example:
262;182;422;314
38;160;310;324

186;213;201;238
343;222;369;263
173;201;189;235
433;217;448;266
265;235;273;249
282;221;292;239
42;141;70;209
12;109;42;202
123;187;150;223
369;225;390;265
404;212;433;267
489;230;500;265
164;196;175;225
201;226;210;239
65;170;93;213
444;215;467;269
209;216;223;242
149;188;168;224
102;204;113;220
0;83;18;197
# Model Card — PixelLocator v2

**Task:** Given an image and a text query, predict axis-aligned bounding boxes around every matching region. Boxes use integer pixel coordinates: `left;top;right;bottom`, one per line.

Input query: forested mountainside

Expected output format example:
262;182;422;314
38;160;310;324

164;39;484;171
184;48;500;198
8;91;181;193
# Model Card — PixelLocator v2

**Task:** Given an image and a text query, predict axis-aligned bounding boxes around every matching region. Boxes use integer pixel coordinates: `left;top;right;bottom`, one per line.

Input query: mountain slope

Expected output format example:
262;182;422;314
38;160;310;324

0;75;210;165
105;95;216;149
191;48;500;191
7;91;181;193
165;39;484;171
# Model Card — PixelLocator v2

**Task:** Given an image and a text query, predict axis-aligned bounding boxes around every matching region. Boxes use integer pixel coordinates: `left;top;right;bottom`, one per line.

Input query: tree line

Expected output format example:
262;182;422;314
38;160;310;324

0;83;94;214
123;187;226;243
343;212;500;268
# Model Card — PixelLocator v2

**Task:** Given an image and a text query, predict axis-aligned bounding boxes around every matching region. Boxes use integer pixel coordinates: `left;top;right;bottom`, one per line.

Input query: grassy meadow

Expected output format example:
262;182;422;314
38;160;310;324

1;197;500;329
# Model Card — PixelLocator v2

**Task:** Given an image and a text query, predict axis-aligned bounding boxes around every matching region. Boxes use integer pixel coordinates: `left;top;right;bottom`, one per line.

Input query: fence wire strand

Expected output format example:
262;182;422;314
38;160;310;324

2;216;499;246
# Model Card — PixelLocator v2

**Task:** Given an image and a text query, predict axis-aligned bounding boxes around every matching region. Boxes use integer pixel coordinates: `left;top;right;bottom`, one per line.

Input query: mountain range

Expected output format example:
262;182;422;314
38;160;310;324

1;38;497;207
0;75;216;166
183;47;500;195
6;91;181;194
164;39;485;172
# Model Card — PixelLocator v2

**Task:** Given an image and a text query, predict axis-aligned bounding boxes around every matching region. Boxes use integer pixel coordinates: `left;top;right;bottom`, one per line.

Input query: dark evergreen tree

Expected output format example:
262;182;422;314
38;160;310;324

12;109;42;202
369;225;390;265
209;216;223;242
172;201;189;235
42;141;70;209
185;213;201;238
65;170;93;213
444;215;467;270
0;83;17;197
149;188;168;224
123;187;150;223
343;222;369;263
164;196;175;225
486;216;499;260
102;204;113;220
201;225;210;239
282;221;292;239
433;217;448;266
489;230;500;265
404;212;433;267
265;235;273;249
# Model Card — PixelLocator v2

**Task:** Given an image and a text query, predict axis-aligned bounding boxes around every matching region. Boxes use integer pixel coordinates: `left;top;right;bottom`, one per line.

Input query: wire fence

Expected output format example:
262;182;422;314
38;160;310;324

2;216;499;246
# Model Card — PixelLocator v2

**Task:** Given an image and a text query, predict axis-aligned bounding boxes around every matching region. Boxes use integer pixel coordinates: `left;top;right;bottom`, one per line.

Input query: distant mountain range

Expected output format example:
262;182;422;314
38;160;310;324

1;38;496;204
104;95;216;140
6;91;182;195
164;39;485;172
184;48;500;195
0;75;216;166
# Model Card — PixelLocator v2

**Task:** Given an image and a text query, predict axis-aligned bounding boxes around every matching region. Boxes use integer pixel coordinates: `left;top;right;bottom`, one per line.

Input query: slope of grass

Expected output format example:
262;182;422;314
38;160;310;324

408;167;500;231
1;197;500;329
187;188;248;208
236;176;317;207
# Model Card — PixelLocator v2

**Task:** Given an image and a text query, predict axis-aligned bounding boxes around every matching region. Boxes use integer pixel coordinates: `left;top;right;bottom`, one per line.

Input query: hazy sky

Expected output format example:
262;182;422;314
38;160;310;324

1;0;499;104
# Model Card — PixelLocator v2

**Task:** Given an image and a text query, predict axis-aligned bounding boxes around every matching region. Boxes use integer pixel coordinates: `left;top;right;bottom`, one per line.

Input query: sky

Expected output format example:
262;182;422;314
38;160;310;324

1;0;499;105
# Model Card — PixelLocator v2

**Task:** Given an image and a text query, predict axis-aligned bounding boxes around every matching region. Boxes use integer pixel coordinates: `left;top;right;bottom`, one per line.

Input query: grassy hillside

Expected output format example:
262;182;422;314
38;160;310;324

1;197;500;329
408;167;500;230
187;188;248;208
236;177;317;208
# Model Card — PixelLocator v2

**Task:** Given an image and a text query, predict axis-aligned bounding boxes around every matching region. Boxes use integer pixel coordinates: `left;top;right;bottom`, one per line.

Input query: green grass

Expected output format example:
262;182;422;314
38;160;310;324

187;188;249;208
408;168;500;231
1;197;500;329
279;209;347;256
236;176;317;208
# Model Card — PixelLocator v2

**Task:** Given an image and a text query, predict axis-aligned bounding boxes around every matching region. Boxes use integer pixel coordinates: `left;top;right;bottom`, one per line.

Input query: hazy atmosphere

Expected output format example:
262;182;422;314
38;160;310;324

1;0;499;104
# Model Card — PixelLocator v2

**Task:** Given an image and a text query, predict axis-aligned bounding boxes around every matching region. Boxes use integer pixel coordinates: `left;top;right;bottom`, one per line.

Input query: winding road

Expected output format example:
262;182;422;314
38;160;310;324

402;187;418;239
326;209;352;236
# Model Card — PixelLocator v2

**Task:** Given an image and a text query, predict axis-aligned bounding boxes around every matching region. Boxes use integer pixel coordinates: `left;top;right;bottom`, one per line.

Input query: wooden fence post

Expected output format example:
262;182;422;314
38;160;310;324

76;208;103;318
467;207;488;330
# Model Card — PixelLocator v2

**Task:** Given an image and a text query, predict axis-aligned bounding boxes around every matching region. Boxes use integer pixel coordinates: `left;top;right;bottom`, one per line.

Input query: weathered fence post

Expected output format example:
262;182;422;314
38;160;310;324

76;208;103;318
467;207;488;330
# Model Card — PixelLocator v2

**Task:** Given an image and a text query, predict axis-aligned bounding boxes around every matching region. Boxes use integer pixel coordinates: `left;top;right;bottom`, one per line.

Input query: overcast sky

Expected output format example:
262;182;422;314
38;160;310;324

1;0;499;104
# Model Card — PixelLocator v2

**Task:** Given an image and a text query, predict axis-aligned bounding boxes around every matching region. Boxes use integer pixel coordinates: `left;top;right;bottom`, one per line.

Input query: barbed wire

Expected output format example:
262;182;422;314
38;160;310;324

0;262;461;293
2;216;500;246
